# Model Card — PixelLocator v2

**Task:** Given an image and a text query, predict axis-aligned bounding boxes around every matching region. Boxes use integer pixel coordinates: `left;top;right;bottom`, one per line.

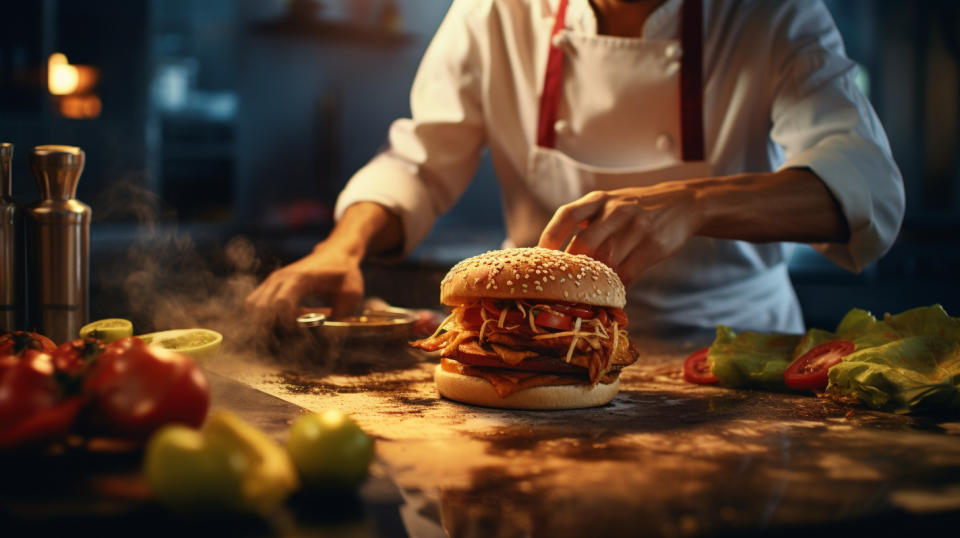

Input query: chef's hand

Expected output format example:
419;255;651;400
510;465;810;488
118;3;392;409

538;184;701;286
245;242;365;325
245;202;403;325
538;169;849;286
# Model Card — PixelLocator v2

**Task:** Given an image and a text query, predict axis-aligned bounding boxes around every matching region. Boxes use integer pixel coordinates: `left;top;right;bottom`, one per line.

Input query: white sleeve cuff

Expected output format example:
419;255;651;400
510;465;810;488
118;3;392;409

334;153;438;258
782;136;905;273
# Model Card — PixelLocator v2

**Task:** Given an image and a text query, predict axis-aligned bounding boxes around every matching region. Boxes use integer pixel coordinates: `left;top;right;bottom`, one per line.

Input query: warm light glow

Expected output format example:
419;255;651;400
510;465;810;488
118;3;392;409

59;95;102;119
48;53;79;95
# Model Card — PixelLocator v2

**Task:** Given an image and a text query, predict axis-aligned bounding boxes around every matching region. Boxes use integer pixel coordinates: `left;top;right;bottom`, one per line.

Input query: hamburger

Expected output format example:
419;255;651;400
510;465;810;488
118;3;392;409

412;247;639;409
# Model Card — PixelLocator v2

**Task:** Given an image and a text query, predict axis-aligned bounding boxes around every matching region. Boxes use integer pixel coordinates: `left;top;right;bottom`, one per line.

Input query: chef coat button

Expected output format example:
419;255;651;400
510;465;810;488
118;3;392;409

664;42;681;59
655;133;674;152
551;31;570;50
554;119;571;135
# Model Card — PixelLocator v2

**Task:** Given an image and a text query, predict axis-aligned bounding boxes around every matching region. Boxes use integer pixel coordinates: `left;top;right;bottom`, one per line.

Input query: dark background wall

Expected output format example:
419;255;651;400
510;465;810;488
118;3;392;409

1;0;958;329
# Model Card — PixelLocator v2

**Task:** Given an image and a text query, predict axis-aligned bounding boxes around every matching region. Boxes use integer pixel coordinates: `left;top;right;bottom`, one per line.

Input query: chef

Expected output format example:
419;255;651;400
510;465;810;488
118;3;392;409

246;0;904;333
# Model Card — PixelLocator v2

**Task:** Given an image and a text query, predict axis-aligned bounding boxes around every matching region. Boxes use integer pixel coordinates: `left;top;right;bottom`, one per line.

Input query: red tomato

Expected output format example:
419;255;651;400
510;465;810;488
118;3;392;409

0;331;58;374
84;337;210;438
462;306;484;326
682;347;718;384
52;338;104;377
784;340;855;390
533;310;573;330
550;303;596;319
0;350;84;448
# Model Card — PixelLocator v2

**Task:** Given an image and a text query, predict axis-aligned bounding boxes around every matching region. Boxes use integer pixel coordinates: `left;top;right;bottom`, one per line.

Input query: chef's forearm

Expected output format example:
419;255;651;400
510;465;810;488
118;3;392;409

693;168;850;243
322;202;404;260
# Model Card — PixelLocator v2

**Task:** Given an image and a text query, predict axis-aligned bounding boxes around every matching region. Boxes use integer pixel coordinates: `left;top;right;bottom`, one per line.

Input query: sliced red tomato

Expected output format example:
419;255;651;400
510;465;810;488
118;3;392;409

550;303;595;319
462;306;484;326
682;347;717;384
609;308;628;326
784;340;855;390
533;310;573;330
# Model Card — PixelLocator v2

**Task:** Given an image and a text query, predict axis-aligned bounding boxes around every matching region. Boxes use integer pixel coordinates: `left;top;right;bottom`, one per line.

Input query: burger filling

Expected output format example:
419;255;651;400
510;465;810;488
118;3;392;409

413;299;639;397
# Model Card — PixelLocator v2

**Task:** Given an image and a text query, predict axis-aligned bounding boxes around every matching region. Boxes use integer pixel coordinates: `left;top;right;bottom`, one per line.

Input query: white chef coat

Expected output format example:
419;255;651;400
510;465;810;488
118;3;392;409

334;0;905;333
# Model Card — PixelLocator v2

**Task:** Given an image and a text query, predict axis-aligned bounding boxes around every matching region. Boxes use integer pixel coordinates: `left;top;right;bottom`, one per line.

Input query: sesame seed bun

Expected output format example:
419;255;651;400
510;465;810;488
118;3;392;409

434;364;620;410
439;247;626;308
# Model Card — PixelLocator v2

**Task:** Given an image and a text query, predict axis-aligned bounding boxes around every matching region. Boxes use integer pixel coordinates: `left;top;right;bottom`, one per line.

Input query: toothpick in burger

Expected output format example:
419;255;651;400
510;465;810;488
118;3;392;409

412;247;639;409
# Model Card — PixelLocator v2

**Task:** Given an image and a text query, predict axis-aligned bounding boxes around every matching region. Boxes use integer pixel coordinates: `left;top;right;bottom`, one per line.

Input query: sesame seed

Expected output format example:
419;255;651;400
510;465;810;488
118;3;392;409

536;286;543;291
507;280;513;286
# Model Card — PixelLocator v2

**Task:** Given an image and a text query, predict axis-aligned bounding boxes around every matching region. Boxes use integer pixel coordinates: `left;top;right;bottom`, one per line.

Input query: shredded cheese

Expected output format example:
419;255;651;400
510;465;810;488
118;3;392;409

478;318;493;342
527;309;541;333
498;308;507;328
424;311;455;341
564;317;584;363
611;321;619;367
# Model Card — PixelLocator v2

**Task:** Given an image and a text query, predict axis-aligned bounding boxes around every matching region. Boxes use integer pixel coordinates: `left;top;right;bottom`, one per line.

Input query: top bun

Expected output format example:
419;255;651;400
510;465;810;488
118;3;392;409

440;247;626;308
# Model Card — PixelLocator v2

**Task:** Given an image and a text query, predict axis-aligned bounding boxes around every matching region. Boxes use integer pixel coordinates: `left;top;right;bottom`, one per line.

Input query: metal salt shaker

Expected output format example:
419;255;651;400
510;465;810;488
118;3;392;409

0;143;26;331
27;145;91;343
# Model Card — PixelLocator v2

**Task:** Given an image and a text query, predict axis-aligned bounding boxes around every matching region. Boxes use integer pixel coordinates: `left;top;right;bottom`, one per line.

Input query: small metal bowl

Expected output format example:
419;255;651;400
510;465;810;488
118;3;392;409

296;306;419;341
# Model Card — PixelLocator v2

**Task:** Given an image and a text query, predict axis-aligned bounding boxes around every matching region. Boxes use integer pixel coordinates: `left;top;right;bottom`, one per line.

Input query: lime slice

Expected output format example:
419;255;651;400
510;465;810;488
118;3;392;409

79;318;134;343
137;328;223;362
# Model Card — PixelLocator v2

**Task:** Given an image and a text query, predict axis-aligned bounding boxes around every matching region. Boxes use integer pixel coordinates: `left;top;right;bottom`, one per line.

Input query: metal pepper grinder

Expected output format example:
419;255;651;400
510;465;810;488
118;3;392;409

0;142;26;331
27;145;90;343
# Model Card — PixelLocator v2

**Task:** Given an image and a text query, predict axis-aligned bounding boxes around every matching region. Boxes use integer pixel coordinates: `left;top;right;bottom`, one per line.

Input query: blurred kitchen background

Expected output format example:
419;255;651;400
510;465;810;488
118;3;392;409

1;0;957;329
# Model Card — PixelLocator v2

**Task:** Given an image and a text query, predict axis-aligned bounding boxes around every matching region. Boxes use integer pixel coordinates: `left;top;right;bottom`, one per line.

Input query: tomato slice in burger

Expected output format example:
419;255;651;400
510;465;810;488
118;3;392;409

784;340;855;391
682;347;717;384
550;303;595;319
533;310;573;331
462;306;484;327
609;308;628;326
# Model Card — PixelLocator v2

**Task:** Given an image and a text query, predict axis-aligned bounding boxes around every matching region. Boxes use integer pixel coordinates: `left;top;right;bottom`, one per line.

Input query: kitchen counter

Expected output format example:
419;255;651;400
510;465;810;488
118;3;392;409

205;329;960;537
3;324;959;537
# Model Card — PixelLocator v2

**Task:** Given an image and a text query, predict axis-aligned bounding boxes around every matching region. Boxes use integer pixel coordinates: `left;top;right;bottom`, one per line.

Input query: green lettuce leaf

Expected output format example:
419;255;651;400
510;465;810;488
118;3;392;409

706;305;960;414
708;326;801;390
826;305;960;413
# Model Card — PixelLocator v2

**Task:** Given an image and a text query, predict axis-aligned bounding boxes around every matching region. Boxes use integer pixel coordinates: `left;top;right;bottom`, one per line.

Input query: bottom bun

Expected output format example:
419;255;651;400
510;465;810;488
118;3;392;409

434;365;620;410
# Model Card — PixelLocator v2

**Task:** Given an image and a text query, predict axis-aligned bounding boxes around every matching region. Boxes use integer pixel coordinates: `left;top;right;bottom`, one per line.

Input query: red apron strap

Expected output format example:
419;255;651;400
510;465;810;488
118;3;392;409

536;0;704;160
680;0;705;161
536;0;570;148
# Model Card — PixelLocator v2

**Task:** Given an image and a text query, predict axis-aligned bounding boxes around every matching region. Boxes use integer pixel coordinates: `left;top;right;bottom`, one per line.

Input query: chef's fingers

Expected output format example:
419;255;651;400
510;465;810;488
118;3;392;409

538;191;607;250
593;227;642;270
331;270;364;319
615;232;680;286
564;200;635;260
